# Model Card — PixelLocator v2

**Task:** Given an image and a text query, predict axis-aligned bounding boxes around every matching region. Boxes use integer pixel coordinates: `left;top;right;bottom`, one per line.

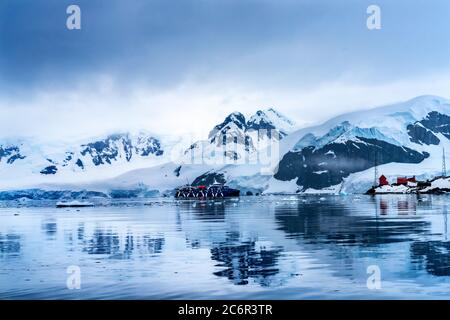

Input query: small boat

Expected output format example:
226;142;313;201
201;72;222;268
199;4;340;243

56;200;94;208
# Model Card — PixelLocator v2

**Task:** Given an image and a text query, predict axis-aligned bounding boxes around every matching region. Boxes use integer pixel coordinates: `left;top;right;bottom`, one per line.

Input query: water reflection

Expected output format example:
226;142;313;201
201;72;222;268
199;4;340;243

274;196;431;247
374;194;433;216
77;223;85;241
84;229;119;255
211;233;282;286
3;195;450;299
0;233;21;256
41;219;57;240
411;241;450;276
82;229;164;259
176;200;227;221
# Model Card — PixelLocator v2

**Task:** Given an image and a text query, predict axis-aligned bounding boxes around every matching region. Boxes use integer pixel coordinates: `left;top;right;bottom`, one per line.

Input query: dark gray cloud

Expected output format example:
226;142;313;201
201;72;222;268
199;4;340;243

1;0;450;140
2;0;450;95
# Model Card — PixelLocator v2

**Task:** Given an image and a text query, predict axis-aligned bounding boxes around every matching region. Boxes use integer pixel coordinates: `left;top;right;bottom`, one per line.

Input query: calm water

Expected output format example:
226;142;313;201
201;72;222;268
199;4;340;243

1;194;450;299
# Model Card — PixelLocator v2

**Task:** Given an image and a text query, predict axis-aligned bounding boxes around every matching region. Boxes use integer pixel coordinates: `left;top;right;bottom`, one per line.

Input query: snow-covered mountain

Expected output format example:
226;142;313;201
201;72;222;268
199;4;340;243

247;108;296;137
4;96;450;197
0;108;296;194
0;132;174;189
275;95;450;193
130;95;450;196
183;108;295;164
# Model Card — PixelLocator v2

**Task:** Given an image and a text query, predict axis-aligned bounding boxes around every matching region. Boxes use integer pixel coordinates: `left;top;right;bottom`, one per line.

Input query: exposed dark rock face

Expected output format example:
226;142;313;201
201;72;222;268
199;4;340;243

40;165;58;175
80;134;125;166
407;123;440;145
0;146;25;164
209;110;287;147
246;111;277;132
274;137;429;190
208;113;253;156
407;111;450;145
191;172;226;186
173;165;182;177
209;112;247;140
6;153;25;164
418;111;450;139
75;159;84;169
135;136;163;156
59;152;74;167
80;133;163;166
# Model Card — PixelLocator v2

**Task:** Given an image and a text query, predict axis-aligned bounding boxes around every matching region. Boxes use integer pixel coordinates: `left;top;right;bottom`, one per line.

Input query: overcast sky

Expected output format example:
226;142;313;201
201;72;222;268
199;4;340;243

1;0;450;141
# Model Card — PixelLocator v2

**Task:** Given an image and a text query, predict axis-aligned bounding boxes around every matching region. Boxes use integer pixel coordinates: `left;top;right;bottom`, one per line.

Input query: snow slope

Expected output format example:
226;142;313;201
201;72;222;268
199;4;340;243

282;95;450;154
0;107;297;195
274;95;450;193
0;131;180;190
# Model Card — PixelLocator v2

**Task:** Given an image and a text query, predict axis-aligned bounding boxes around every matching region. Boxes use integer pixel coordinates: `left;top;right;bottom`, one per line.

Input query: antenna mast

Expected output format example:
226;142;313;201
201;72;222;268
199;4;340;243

373;151;379;187
443;148;447;177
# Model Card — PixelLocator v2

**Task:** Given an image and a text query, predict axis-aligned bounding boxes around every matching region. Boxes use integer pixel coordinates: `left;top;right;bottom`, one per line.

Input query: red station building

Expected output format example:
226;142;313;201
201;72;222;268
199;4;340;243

379;175;389;186
396;176;416;185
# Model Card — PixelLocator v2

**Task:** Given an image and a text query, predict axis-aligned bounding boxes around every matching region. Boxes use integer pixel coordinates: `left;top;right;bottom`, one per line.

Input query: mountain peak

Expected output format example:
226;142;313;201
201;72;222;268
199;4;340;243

225;112;246;126
266;108;295;126
208;112;247;139
247;110;276;131
408;95;448;103
247;107;296;135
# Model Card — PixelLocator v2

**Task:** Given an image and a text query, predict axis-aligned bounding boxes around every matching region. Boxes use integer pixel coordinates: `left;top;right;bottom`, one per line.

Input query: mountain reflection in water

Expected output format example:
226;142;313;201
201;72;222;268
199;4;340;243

1;195;450;299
